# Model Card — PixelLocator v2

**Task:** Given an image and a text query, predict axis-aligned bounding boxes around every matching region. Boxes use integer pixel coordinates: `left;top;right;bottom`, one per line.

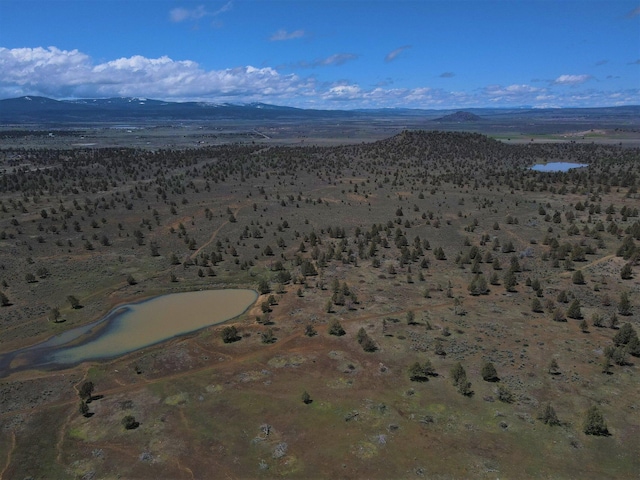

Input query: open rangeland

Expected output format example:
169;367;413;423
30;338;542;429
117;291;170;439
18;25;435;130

0;130;639;479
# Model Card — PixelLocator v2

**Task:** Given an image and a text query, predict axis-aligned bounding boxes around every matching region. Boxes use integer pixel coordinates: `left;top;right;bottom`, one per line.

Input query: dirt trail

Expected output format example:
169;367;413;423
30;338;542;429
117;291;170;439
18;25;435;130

188;202;249;261
0;431;16;480
581;253;616;270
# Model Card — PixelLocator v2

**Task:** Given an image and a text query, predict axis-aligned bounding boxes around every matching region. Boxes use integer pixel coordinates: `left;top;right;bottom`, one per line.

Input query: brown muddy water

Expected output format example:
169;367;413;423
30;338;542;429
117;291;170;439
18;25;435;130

0;289;257;376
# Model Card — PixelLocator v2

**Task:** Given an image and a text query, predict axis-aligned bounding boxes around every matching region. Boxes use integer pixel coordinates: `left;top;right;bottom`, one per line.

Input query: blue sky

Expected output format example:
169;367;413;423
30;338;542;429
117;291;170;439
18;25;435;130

0;0;639;109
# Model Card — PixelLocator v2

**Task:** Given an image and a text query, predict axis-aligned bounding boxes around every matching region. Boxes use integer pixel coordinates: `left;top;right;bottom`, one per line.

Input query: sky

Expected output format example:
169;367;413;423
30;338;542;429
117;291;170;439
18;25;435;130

0;0;639;109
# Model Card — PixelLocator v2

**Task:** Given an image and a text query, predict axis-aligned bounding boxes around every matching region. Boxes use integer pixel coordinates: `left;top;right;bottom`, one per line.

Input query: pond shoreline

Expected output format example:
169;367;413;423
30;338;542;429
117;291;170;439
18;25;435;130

0;288;257;377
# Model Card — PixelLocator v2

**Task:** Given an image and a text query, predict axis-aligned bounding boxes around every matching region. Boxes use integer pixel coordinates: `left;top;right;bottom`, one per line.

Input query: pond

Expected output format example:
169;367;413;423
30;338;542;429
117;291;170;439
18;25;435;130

0;289;257;376
530;162;588;172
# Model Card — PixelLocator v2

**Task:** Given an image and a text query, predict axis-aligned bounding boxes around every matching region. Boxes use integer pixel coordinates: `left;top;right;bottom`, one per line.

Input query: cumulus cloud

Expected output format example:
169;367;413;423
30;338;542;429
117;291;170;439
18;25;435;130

1;46;638;109
0;46;305;102
553;74;592;85
384;45;411;63
270;29;306;41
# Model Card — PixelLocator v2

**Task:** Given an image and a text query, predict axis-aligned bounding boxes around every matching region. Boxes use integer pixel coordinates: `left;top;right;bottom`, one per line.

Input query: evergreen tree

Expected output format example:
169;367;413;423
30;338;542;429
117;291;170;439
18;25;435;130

567;299;582;319
79;401;91;417
497;384;514;403
481;362;499;382
531;298;543;313
457;372;473;396
613;323;637;346
78;381;94;401
450;363;466;386
67;295;81;309
618;292;632;316
261;328;276;344
583;406;609;436
503;270;517;292
572;270;585;285
620;263;633;280
538;404;560;426
304;324;317;337
221;325;240;343
328;319;345;336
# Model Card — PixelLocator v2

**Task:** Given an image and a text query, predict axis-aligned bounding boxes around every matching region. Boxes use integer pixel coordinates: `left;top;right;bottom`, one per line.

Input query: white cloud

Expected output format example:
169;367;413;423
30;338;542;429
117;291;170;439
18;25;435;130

553;74;592;85
270;29;306;41
323;84;362;101
384;45;411;63
170;5;207;22
0;46;304;102
1;46;638;109
170;1;233;23
285;53;359;69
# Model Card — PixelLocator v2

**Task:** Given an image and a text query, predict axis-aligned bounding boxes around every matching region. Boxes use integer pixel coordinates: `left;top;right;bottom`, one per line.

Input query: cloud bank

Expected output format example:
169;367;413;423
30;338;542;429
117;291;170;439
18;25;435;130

1;47;638;109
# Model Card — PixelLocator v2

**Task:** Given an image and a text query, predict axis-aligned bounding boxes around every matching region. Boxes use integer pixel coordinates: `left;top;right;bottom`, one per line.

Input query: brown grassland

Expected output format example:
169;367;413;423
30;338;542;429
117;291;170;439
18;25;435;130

0;126;639;479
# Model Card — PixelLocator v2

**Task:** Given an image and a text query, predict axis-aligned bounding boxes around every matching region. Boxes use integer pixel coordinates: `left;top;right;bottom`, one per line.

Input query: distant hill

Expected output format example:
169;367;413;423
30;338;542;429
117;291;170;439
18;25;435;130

433;111;482;122
0;96;358;124
0;96;638;126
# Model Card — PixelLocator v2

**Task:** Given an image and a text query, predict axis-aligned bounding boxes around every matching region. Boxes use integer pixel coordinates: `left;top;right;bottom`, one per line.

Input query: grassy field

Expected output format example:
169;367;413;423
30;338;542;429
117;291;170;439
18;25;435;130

0;127;639;479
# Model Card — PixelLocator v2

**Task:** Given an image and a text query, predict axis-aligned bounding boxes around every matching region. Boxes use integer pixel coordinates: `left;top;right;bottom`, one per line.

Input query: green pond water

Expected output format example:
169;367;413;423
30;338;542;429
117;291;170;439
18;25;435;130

0;289;257;374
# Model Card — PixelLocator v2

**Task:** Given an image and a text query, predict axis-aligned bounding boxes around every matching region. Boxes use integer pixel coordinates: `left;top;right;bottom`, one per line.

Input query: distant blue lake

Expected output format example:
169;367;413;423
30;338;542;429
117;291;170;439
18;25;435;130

530;162;588;172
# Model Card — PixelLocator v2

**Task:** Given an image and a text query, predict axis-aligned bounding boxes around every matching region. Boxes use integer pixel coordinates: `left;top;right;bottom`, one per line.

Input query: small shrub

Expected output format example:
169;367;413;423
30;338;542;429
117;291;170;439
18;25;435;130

122;415;139;430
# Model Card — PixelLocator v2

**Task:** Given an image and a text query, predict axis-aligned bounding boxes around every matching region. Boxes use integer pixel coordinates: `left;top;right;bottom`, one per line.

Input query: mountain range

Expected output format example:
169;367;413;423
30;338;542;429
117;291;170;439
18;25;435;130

0;96;638;125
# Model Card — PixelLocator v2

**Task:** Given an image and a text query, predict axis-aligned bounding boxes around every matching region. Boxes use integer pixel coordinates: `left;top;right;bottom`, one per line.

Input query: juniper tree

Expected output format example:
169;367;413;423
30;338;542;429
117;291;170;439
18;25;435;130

67;295;81;309
503;271;517;292
221;325;240;343
583;406;608;436
481;362;499;382
572;270;585;285
450;363;466;386
497;384;514;403
613;323;637;346
457;372;473;396
328;319;345;336
531;298;543;313
78;381;94;401
618;292;632;316
538;404;560;426
567;299;582;319
548;358;559;374
620;263;632;280
304;324;317;337
79;401;90;417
